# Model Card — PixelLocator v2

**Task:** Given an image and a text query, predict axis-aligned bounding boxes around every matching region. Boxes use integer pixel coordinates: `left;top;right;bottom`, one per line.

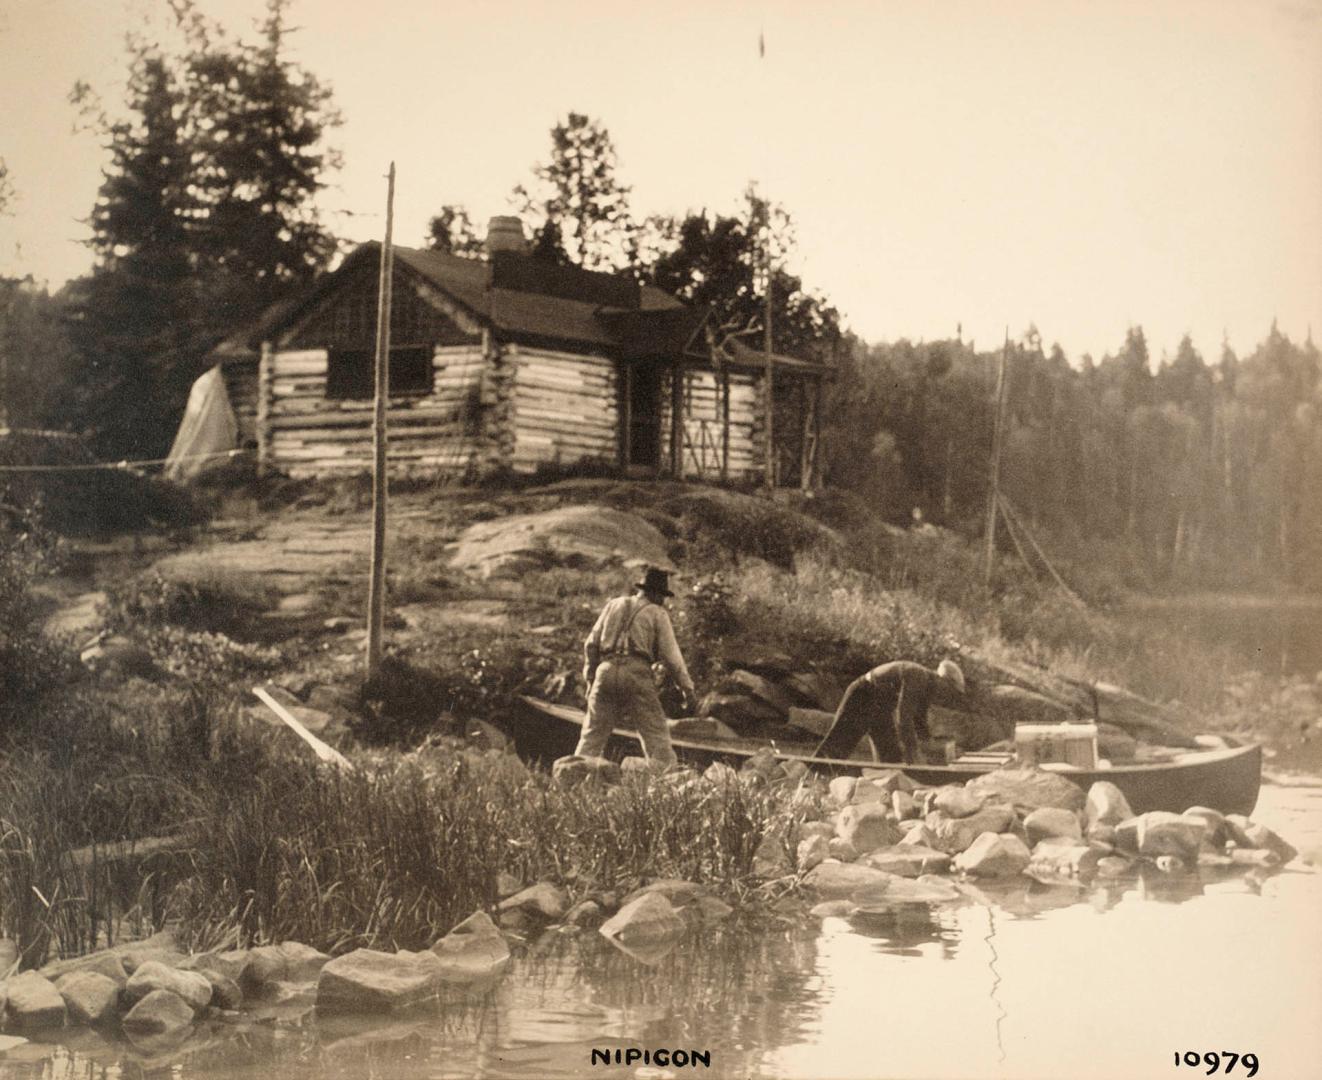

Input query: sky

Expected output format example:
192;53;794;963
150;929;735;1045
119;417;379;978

1;0;1319;363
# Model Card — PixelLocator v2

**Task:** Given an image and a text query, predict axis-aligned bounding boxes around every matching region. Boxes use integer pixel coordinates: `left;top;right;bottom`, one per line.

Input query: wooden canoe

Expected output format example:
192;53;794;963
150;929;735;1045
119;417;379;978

512;696;1262;816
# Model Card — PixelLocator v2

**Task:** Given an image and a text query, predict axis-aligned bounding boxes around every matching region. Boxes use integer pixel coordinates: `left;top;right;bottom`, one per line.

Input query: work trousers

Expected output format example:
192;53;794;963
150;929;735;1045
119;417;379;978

576;656;677;768
814;674;931;764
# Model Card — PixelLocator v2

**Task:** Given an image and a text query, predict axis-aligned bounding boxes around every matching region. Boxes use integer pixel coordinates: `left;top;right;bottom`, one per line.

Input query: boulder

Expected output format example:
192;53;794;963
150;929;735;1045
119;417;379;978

704;692;782;729
124;961;212;1015
497;882;570;921
119;942;186;974
55;971;119;1027
925;805;1017;855
1096;855;1133;877
181;948;250;987
861;844;952;878
828;776;858;807
834;804;900;855
316;949;443;1013
802;861;898;897
891;790;919;820
1086;824;1118;848
752;834;793;878
1027;842;1102;879
40;950;128;988
1023;807;1083;846
809;900;857;918
430;911;510;981
202;970;244;1011
827;837;858;862
797;835;830;873
1229;848;1280;868
243;942;331;991
853;770;917;801
793;820;835;846
6;971;66;1029
966;767;1085;813
723;670;797;716
1181;807;1227;846
496;872;523;899
932;786;985;819
121;990;194;1036
564;900;604;928
786;707;835;739
1115;812;1206;861
953;833;1032;878
1084;782;1133;828
1225;816;1297;866
852;875;961;908
1154;855;1186;874
783;671;845;711
599;892;686;947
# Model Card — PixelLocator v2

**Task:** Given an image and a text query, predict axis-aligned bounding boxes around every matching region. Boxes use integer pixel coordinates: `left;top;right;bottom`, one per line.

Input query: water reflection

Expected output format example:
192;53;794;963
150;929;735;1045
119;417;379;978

2;785;1317;1080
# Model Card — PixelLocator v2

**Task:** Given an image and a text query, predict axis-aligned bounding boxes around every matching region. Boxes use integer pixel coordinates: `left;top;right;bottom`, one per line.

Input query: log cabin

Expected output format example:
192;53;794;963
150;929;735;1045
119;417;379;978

210;217;828;486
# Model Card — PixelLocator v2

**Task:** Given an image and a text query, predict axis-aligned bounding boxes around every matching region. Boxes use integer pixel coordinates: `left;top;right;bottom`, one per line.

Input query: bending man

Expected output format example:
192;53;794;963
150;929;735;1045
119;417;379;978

577;567;696;769
814;659;966;764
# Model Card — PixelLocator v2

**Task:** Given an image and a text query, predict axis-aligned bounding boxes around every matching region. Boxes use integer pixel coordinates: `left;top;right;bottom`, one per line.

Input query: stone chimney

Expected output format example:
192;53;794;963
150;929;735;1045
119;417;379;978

485;216;528;257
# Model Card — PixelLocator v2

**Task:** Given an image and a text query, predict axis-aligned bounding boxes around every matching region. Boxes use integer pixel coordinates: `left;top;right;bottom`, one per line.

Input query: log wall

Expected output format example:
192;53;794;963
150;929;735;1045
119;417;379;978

508;345;619;472
260;345;487;477
656;368;761;483
220;357;259;447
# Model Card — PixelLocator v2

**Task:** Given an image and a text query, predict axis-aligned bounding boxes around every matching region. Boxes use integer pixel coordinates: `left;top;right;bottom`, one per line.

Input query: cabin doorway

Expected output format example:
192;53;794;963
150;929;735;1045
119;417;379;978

624;364;662;470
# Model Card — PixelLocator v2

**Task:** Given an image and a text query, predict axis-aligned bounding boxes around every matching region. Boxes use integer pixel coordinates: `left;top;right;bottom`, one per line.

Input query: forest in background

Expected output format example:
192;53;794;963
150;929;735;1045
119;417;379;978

1;0;1318;595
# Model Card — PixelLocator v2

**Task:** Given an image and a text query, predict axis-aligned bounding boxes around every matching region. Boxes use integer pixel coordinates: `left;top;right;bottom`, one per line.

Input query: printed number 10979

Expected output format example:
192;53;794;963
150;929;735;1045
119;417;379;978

1175;1051;1258;1076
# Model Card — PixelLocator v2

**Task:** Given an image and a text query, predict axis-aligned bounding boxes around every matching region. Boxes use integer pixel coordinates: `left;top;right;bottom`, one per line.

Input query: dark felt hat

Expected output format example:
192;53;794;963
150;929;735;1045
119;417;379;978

636;567;674;597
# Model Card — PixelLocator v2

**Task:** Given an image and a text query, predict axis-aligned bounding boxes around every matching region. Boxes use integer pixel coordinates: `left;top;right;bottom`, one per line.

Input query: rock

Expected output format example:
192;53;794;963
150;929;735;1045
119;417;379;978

1084;782;1134;828
802;861;898;897
1027;842;1102;879
119;942;186;974
40;950;128;988
124;961;213;1015
316;949;443;1013
797;835;830;872
0;1036;27;1053
827;837;858;862
1154;855;1186;874
897;820;934;842
430;911;510;980
121;990;194;1036
752;834;793;878
809;900;857;918
497;882;570;921
1096;855;1133;877
5;972;66;1029
1086;823;1117;847
670;717;738;740
1181;807;1227;846
0;940;16;974
793;820;835;845
1023;807;1083;846
933;786;985;818
741;747;781;780
1229;848;1280;868
55;971;119;1027
202;970;244;1011
861;844;952;878
242;942;331;991
1115;812;1206;861
702;692;783;730
723;670;797;716
777;760;810;787
953;833;1032;878
496;872;523;899
834;804;900;855
925;805;1017;855
966;766;1086;813
891;790;919;820
465;719;512;753
852;874;962;907
498;910;533;933
853;770;916;802
180;949;249;987
828;776;858;807
599;892;687;946
786;707;835;739
1226;816;1297;866
564;901;604;928
703;762;738;785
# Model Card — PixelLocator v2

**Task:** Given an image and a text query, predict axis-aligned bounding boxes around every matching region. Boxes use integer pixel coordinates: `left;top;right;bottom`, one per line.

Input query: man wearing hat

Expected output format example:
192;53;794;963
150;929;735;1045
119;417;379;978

577;567;696;768
813;659;967;764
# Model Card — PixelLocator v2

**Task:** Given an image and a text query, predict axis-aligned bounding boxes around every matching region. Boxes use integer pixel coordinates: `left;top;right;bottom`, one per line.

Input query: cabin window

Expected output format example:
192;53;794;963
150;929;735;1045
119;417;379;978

326;347;434;400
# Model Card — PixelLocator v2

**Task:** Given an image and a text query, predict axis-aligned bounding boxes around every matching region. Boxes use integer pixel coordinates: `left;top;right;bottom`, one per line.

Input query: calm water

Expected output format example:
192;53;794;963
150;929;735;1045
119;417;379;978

1122;597;1322;677
5;784;1320;1080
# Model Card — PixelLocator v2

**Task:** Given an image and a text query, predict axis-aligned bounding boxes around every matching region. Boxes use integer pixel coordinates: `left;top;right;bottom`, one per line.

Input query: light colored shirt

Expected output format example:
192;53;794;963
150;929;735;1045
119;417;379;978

584;594;694;691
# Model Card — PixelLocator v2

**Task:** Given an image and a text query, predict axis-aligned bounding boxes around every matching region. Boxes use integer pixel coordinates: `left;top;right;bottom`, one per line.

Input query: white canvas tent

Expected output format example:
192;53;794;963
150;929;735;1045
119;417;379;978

165;365;238;481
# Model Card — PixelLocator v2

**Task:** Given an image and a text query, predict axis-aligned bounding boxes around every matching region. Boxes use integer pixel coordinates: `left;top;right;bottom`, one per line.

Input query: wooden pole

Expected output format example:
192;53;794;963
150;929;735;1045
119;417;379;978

983;329;1009;585
763;223;775;492
367;163;395;680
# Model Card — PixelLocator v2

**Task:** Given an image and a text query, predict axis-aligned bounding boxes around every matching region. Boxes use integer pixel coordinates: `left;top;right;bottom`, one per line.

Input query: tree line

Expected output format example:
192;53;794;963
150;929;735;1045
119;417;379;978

2;1;1317;589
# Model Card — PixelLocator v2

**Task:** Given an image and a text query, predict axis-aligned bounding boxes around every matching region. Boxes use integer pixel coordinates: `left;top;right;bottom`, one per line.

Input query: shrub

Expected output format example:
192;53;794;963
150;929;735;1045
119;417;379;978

103;569;275;641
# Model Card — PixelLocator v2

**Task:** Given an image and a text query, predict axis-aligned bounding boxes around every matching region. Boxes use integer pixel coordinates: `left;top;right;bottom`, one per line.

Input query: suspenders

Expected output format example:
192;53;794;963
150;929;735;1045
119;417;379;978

604;597;650;661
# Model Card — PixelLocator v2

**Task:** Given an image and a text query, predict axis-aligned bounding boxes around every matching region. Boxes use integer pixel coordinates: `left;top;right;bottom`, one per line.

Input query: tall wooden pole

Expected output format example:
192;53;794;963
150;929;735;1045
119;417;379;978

367;163;395;679
763;218;775;492
983;329;1009;585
